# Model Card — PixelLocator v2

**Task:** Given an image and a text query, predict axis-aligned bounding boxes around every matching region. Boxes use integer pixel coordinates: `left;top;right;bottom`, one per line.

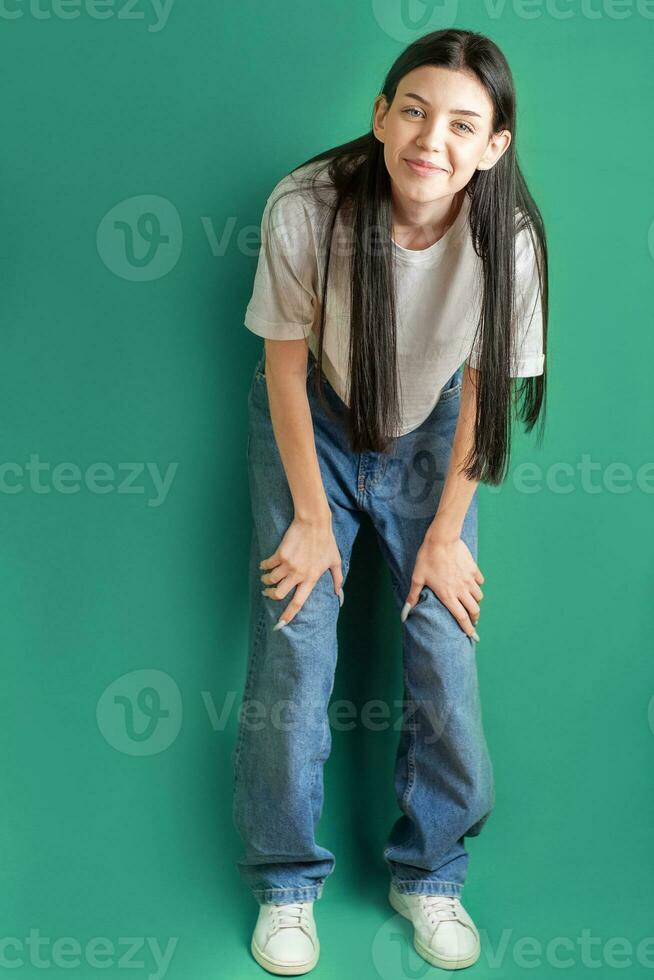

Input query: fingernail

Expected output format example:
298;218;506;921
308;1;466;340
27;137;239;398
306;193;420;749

472;631;480;642
400;601;412;623
338;588;344;607
272;618;287;631
261;589;267;596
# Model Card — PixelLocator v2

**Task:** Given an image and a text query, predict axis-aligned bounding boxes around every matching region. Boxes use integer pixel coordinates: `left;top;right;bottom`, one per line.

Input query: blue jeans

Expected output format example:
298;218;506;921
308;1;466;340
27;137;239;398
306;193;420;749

232;346;494;906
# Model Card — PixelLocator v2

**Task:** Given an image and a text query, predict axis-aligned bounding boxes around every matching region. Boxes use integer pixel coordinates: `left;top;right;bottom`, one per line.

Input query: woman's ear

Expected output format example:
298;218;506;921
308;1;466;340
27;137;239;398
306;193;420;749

477;129;512;171
372;94;389;143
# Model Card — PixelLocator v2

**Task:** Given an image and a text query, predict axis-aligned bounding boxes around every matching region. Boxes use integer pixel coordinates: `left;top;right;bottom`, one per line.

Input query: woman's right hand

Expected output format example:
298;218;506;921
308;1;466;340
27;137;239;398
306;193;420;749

259;515;344;629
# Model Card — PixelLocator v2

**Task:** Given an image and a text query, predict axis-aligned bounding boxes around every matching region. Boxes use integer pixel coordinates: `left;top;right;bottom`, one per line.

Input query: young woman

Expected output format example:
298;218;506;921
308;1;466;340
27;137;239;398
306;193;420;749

233;28;547;976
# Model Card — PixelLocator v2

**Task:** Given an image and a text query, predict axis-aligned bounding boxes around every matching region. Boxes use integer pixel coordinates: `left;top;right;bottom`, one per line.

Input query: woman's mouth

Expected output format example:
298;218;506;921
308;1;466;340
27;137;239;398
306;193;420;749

404;158;448;177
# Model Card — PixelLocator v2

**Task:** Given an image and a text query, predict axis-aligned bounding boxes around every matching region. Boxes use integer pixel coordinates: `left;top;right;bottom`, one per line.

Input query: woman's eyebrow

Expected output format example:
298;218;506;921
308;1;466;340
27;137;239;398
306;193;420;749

400;92;482;118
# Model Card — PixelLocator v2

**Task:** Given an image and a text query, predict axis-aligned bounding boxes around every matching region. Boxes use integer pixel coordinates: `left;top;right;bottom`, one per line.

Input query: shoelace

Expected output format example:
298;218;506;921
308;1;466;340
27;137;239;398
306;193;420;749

419;894;463;927
270;902;312;933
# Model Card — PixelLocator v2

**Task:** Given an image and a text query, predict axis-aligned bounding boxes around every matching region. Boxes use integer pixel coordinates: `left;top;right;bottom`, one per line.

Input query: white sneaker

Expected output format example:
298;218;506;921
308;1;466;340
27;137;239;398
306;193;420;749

250;900;320;976
388;883;480;970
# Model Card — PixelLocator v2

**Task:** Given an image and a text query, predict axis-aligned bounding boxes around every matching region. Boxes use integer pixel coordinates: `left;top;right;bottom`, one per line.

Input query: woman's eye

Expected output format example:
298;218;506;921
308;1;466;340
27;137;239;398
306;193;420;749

401;109;473;134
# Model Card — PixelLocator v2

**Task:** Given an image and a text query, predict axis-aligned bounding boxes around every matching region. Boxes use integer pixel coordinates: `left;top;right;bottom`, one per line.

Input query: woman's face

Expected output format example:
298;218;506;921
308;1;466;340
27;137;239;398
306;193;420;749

372;64;511;205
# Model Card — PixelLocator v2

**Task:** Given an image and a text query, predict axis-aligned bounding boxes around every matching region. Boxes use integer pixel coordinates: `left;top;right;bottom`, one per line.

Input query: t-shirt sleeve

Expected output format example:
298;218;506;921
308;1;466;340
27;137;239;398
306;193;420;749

244;181;317;340
466;220;545;377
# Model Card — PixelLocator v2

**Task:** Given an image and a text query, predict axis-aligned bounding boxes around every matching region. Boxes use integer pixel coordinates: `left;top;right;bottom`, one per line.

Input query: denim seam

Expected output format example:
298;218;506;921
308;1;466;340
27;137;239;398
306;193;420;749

254;885;323;890
309;602;340;801
253;886;323;895
388;570;417;811
393;877;461;887
390;881;464;898
309;698;330;803
402;659;417;810
233;601;267;782
394;564;418;863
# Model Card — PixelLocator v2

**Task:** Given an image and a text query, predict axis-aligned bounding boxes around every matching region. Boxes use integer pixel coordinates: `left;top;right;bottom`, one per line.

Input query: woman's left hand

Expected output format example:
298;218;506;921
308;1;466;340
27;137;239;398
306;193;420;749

401;527;484;641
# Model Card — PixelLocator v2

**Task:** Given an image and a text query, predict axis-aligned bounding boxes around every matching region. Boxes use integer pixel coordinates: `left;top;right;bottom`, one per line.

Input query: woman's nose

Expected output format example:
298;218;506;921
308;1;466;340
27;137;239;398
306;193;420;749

417;120;448;152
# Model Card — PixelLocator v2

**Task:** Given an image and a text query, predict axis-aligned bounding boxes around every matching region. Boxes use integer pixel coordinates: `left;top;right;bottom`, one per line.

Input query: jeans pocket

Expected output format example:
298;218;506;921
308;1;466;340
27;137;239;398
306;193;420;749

439;366;464;401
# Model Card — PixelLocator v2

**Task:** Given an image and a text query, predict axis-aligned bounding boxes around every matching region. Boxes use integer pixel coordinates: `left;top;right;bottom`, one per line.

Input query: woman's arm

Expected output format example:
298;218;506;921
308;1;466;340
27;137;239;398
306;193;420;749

258;338;344;628
401;363;485;640
427;362;481;542
263;338;332;525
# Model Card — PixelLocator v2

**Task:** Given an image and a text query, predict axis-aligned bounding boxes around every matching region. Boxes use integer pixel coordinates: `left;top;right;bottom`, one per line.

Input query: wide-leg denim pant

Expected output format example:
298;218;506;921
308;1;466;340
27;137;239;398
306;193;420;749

232;346;494;906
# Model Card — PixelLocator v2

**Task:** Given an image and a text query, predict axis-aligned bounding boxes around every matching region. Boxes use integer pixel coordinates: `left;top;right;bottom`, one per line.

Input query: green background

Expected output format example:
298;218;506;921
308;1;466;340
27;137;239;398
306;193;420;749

2;1;653;978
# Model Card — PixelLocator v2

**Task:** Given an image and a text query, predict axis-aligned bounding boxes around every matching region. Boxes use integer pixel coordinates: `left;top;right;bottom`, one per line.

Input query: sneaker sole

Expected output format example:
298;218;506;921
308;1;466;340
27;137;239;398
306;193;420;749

388;886;480;971
251;935;320;976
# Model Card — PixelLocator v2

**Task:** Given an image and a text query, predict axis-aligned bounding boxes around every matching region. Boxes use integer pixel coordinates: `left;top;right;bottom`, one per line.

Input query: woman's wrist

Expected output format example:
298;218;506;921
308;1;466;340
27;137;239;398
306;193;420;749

294;503;332;527
426;513;462;544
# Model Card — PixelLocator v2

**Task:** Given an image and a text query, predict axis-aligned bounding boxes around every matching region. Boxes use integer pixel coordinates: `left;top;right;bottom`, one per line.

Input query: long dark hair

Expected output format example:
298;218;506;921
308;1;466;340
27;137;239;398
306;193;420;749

268;28;548;485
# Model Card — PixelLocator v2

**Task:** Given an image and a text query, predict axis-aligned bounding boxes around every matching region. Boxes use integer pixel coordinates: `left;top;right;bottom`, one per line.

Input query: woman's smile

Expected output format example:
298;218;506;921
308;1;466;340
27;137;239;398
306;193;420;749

404;157;449;176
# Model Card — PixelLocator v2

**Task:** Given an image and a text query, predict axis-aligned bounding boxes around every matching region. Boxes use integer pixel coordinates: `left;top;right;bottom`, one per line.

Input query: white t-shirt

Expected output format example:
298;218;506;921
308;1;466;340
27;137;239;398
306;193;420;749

244;161;545;436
